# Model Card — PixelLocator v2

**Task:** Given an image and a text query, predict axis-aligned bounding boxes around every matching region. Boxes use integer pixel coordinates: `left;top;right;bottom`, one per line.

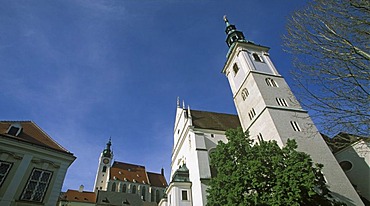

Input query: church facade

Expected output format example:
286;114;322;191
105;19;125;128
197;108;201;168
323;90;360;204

159;18;364;206
158;108;240;206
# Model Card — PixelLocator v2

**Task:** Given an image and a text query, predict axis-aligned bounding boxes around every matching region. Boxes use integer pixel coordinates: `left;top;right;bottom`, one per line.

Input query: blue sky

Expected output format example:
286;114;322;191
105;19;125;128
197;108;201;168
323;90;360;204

0;0;309;191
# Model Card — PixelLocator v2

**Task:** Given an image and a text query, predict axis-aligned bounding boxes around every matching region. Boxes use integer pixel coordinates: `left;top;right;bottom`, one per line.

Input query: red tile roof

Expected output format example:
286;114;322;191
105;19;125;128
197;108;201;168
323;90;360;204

0;121;73;154
110;161;167;188
147;172;167;187
110;161;148;184
62;189;96;203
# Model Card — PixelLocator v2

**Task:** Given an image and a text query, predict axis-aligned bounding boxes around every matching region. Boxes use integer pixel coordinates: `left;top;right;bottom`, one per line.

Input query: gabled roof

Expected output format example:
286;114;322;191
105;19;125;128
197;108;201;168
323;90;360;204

190;110;240;131
61;189;96;203
0;121;73;154
147;172;167;187
110;161;167;188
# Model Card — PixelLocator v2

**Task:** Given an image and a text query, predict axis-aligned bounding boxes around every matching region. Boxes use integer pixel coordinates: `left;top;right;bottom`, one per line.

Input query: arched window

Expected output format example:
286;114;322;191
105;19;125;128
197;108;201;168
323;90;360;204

111;182;116;192
271;79;277;87
122;184;126;193
102;166;107;173
266;78;278;87
241;88;249;100
132;185;136;194
266;78;271;86
151;188;155;202
253;53;262;62
141;186;146;201
209;149;218;178
233;63;239;75
156;190;160;203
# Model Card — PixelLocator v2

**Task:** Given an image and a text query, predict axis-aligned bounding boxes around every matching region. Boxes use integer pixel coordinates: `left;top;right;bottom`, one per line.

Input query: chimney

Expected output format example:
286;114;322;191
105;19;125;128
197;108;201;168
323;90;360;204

79;185;84;192
161;168;164;176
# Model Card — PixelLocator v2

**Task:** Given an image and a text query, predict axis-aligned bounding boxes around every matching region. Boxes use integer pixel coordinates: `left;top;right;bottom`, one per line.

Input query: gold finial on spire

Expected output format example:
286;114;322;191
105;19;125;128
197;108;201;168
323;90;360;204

223;15;228;23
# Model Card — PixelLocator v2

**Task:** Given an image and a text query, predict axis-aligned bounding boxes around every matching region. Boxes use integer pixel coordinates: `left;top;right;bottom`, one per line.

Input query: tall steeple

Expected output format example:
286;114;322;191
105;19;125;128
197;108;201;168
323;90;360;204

223;15;246;47
94;138;113;192
221;16;364;206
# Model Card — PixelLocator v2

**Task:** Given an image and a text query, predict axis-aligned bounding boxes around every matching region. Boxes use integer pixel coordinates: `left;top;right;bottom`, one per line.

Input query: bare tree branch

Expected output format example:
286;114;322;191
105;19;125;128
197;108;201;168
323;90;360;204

284;0;370;136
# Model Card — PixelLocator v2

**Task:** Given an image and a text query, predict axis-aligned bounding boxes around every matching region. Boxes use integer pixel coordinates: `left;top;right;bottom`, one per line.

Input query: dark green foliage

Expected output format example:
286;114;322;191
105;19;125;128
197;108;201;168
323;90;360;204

206;128;345;206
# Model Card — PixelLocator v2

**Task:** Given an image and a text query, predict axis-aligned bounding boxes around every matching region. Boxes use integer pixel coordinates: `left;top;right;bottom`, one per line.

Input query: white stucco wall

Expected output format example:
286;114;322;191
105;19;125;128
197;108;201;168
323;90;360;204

334;141;370;202
166;182;192;206
0;137;75;206
171;106;231;206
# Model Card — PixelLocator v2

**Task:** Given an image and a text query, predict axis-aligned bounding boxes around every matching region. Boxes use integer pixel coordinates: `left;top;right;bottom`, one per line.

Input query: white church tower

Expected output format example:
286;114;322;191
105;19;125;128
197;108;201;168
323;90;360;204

221;16;363;205
93;139;113;192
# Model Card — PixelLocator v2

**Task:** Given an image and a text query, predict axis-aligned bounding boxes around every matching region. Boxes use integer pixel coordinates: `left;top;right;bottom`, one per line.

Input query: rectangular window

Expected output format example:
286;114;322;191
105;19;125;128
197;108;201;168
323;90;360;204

182;190;188;200
253;53;263;62
7;126;21;136
20;168;52;202
0;161;12;187
290;121;301;132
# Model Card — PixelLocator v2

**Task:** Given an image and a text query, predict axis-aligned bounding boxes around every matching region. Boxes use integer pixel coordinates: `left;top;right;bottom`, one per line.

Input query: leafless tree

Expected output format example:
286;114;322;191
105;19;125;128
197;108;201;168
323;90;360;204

284;0;370;136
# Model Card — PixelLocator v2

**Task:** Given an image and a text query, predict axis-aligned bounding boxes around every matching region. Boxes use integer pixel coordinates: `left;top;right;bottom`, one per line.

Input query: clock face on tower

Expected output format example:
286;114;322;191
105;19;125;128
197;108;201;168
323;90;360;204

103;158;110;164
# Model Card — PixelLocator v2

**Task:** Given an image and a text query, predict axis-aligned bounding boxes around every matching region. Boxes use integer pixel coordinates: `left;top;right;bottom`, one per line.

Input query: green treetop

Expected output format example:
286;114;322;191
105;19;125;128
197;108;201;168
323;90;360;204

206;127;345;206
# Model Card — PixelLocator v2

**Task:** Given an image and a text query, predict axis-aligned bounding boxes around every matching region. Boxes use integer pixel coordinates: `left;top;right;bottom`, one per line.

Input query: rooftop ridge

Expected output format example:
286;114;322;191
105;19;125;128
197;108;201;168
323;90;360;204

146;171;164;176
112;161;146;168
189;109;238;116
66;189;95;193
0;121;73;155
30;121;71;153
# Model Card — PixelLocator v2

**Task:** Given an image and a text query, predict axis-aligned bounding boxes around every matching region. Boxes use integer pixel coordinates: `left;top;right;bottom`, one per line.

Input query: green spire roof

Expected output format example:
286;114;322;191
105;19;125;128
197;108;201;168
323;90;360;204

102;138;112;158
223;15;246;47
171;164;190;182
